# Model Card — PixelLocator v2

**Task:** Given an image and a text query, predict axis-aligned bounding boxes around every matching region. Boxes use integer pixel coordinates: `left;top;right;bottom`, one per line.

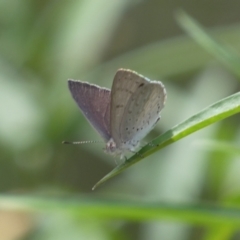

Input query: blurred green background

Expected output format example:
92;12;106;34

1;0;240;239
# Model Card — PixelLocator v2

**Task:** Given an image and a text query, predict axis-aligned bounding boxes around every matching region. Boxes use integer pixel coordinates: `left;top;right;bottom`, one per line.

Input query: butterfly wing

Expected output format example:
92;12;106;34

120;80;166;147
68;80;111;141
110;69;166;150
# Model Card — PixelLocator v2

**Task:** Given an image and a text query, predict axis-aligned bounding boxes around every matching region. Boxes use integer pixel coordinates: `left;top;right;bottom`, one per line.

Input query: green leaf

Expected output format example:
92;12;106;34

93;91;240;189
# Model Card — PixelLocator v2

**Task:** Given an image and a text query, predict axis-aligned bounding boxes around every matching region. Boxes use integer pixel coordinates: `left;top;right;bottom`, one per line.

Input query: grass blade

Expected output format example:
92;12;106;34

176;11;240;78
93;91;240;189
1;195;240;226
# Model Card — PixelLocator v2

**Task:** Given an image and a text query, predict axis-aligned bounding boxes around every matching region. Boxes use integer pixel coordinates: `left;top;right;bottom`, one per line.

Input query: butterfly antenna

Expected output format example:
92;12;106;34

62;140;102;145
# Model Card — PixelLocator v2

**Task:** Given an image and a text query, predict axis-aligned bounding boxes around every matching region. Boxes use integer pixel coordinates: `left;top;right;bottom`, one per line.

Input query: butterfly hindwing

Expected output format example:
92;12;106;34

120;81;166;146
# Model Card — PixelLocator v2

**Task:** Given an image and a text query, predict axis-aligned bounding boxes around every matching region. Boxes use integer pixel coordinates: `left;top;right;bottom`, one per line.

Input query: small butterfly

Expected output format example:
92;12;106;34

66;69;166;159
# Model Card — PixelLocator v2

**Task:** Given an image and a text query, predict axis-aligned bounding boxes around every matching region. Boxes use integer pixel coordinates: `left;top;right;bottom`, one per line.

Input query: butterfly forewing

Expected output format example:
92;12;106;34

68;80;111;141
110;69;148;147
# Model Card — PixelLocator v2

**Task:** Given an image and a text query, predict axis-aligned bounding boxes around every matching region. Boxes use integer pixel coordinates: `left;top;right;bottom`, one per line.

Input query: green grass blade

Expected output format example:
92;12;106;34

85;23;240;84
93;92;240;189
1;195;240;226
176;11;240;78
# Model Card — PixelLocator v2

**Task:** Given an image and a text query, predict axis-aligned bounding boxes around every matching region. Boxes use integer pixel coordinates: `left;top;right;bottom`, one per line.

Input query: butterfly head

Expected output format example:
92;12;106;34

105;138;127;159
105;138;119;154
105;138;139;160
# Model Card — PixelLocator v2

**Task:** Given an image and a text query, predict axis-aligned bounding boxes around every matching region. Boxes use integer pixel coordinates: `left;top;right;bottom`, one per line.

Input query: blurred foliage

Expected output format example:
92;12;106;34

1;0;240;240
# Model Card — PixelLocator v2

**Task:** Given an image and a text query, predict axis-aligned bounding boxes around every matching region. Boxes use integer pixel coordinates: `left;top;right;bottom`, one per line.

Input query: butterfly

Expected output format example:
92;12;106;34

66;69;166;159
